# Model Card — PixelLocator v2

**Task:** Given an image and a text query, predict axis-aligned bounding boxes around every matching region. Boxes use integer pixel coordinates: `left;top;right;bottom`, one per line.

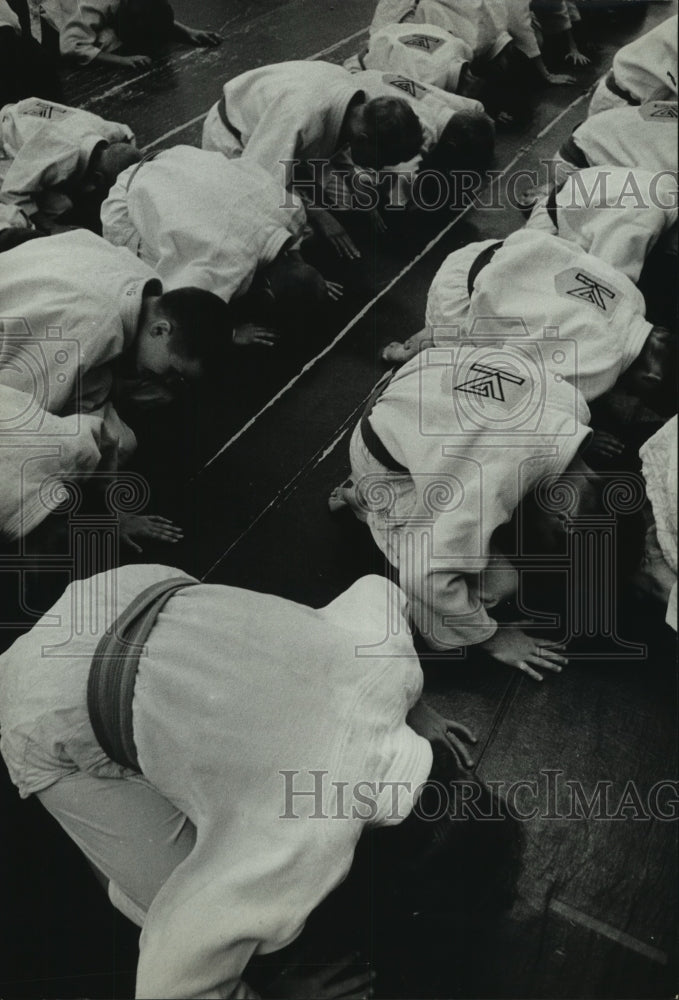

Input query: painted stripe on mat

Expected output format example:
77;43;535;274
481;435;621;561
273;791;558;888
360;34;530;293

549;898;669;966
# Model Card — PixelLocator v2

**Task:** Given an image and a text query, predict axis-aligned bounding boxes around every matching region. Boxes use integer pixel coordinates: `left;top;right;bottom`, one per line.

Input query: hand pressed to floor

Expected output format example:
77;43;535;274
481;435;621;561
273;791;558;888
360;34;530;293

407;700;477;769
269;955;375;999
481;626;568;682
119;514;184;553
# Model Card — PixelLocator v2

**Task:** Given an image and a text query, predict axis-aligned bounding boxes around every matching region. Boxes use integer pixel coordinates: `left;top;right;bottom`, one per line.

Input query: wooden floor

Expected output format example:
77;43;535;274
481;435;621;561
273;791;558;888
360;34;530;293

0;2;677;996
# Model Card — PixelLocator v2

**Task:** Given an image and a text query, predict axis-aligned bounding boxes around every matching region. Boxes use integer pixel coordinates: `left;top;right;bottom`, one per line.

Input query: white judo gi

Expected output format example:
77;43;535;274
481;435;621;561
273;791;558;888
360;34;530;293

349;345;591;650
360;22;474;92
589;14;678;117
426;228;653;402
202;61;364;192
0;96;134;218
101;145;307;304
352;69;484;153
0;0;20;32
408;0;513;63
40;0;123;63
561;101;679;176
639;416;677;629
0;229;160;538
0;564;432;999
525;166;678;282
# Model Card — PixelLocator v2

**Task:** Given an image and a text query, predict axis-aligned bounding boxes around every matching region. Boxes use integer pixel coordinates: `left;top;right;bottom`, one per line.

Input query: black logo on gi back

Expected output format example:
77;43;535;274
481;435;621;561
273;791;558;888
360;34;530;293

555;268;621;318
453;363;526;402
401;33;446;52
384;74;428;100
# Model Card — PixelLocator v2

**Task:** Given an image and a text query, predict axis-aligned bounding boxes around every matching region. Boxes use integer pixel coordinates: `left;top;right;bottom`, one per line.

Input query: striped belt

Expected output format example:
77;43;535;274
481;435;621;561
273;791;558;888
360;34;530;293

87;576;199;772
217;94;243;144
605;70;641;107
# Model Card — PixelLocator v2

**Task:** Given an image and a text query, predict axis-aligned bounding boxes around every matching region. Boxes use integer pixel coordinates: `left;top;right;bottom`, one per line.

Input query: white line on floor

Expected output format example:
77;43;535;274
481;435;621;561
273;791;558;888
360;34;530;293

140;27;368;152
549;898;669;965
200;92;589;474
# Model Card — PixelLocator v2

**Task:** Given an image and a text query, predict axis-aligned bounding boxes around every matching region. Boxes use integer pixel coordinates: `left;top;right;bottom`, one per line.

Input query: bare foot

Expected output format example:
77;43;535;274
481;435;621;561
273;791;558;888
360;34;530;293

328;480;356;513
516;183;551;211
381;340;417;364
119;514;184;553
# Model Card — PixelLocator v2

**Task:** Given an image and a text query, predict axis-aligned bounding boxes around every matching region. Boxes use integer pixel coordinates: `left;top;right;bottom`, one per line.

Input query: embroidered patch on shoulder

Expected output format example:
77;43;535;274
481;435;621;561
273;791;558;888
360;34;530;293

383;74;428;100
639;101;678;121
554;268;621;317
399;33;446;52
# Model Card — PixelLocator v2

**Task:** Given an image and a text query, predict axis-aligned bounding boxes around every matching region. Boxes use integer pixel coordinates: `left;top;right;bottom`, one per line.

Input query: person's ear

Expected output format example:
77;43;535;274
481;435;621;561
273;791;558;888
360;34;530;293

150;318;172;339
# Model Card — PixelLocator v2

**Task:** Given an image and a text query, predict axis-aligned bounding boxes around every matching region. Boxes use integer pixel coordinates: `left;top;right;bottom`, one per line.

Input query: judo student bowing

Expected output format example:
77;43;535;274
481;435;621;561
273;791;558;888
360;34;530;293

384;173;678;380
41;0;221;71
364;0;553;123
101;145;340;348
202;60;424;260
0;229;232;547
588;14;678;117
347;69;495;208
0;564;500;999
329;338;592;673
521;99;679;205
0;96;141;232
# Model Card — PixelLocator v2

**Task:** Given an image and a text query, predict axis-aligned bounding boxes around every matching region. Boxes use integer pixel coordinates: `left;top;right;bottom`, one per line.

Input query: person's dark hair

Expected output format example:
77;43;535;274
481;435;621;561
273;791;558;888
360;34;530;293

424;109;496;176
159;287;234;372
117;0;175;52
363;96;424;166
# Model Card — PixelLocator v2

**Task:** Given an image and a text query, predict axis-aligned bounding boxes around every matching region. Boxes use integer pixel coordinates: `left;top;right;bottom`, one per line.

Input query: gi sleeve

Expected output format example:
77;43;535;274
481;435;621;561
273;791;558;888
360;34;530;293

506;0;541;58
59;6;107;63
0;385;107;540
239;100;309;190
403;468;498;651
101;172;142;255
0;128;102;214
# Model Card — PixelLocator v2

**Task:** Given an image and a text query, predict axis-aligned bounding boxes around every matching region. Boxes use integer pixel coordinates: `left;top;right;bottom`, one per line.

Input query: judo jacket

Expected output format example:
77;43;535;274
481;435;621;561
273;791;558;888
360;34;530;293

101;145;307;303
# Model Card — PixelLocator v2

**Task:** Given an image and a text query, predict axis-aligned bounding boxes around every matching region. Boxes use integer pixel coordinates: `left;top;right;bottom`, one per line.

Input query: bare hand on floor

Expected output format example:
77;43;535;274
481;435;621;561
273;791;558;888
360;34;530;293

184;28;222;46
315;213;361;260
481;626;568;682
119;514;184;553
269;955;375;999
233;323;280;347
325;280;344;301
407;700;477;768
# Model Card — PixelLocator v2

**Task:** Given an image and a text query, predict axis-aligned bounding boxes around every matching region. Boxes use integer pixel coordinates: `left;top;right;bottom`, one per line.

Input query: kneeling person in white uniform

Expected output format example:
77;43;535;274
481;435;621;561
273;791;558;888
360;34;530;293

0;564;483;999
0;230;233;545
102;146;337;348
0;96;140;231
202;60;424;260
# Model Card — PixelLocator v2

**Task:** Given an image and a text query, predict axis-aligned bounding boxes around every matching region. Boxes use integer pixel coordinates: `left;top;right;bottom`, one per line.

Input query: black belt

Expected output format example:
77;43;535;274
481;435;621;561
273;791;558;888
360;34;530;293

123;149;158;192
217;94;243;144
87;576;199;772
467;240;504;296
605;70;641;107
360;372;409;474
546;183;559;229
559;130;590;169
